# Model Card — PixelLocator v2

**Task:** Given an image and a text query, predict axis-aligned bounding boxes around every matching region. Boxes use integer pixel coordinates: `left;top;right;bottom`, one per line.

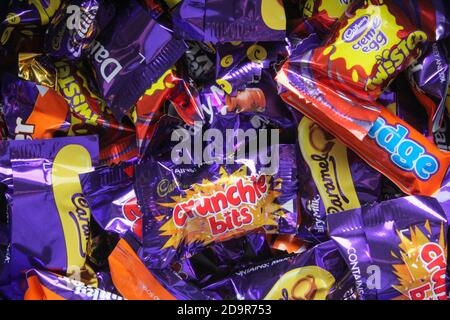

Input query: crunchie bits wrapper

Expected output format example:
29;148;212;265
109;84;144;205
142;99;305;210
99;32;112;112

135;125;299;269
173;230;275;287
328;195;448;300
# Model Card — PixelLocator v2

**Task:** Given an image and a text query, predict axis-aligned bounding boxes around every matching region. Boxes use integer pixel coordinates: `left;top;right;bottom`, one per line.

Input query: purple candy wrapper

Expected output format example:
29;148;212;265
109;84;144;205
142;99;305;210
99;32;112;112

202;240;356;300
172;0;287;43
136;112;299;269
25;269;123;300
408;41;450;133
88;0;187;120
199;69;297;130
173;230;275;287
44;0;116;60
294;111;381;243
184;41;216;84
9;136;99;297
214;41;289;95
81;162;143;241
329;196;448;300
1;0;61;27
0;141;12;298
137;146;299;269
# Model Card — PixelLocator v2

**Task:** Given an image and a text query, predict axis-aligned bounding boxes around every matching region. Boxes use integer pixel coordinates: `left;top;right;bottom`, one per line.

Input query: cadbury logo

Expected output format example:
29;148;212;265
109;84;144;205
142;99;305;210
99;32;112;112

368;117;439;180
343;15;370;43
68;193;90;258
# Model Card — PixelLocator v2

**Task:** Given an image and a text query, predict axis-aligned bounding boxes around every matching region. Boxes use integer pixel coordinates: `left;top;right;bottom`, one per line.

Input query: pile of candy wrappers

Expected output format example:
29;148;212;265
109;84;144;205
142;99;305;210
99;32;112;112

0;0;450;301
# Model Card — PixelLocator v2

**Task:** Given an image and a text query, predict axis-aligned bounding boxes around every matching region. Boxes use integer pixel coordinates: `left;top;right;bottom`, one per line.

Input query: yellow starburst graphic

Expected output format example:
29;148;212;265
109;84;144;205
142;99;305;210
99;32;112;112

156;166;286;249
391;222;447;300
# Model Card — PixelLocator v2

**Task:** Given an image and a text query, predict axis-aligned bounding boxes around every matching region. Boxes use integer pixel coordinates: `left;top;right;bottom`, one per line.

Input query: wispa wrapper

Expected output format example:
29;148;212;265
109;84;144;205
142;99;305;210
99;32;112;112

295;113;381;243
136;137;299;269
9;136;98;296
408;41;450;134
24;269;123;300
171;0;286;43
329;196;448;300
88;0;187;120
80;162;143;241
202;240;357;300
44;0;116;60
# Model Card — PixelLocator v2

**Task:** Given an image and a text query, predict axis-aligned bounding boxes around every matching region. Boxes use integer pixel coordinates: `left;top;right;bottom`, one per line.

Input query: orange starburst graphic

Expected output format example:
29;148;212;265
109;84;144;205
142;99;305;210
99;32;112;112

156;166;286;249
391;222;447;300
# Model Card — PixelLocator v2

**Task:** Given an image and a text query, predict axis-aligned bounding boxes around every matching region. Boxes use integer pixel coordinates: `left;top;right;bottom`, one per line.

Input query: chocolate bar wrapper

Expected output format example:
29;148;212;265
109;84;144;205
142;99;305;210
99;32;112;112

199;69;297;130
88;0;187;120
408;41;450;133
391;0;450;41
173;230;275;287
45;0;116;60
214;41;289;95
136;122;299;269
0;141;12;298
1;1;61;27
80;161;143;241
9;136;99;297
3;64;137;165
25;269;123;300
184;41;216;84
304;0;430;102
202;240;357;300
295;112;381;243
2;73;71;139
278;42;450;196
172;0;286;43
328;196;448;300
108;238;211;300
302;0;352;33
